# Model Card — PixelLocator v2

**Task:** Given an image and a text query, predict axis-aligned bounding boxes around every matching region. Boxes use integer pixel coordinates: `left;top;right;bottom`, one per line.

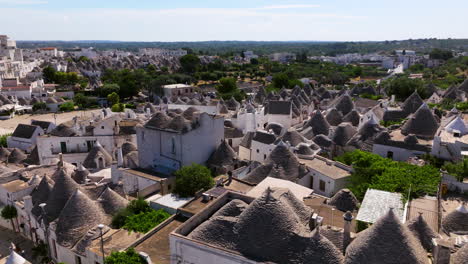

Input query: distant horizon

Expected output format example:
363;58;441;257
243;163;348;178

14;38;468;43
1;0;466;42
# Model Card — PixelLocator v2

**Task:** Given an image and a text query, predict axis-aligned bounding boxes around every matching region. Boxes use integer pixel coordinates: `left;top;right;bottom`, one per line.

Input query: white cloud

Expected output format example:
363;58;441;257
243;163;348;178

0;0;48;4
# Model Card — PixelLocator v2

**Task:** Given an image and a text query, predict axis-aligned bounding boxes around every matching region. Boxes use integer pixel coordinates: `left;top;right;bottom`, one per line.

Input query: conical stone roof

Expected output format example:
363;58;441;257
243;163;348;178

0;147;11;161
335;93;355;116
145;111;171;128
121;142;137;156
344;209;428;264
306;110;330;136
7;148;27;164
71;164;89;184
328;189;359;212
44;168;80;222
452;242;468;264
234;188;344;264
326;108;343;126
82;142;113;169
401;103;439;139
458;78;468;93
207;140;237;167
97;187;129;216
441;204;468;233
279;130;310;147
402;91;424;114
406;213;437;252
55;190;107;248
332;123;357;146
342;110;360;127
31;176;53;217
312;134;333;148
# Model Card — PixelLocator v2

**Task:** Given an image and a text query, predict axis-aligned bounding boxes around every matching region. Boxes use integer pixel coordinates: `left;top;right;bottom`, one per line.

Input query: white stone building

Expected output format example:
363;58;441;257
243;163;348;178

7;124;44;152
137;111;224;174
37;114;138;166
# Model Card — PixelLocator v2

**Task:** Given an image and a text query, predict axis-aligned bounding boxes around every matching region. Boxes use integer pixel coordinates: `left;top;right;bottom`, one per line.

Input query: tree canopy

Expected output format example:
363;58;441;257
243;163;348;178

1;205;17;220
105;248;147;264
429;48;454;60
442;157;468;182
173;163;215;197
180;54;201;73
123;209;170;233
383;76;426;100
335;150;440;201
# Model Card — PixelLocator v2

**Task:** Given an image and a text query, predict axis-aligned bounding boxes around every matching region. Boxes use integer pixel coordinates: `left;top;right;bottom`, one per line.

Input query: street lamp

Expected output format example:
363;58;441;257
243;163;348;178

97;224;105;263
38;203;51;261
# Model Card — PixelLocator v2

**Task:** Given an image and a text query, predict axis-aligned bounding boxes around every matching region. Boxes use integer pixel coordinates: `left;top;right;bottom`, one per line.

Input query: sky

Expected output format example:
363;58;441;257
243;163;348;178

1;0;467;42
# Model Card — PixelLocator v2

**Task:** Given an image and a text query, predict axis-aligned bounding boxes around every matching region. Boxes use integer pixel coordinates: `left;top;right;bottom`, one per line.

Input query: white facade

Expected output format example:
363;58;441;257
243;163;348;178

162;84;196;98
7;125;43;152
297;156;352;197
37;134;136;166
373;143;427;161
170;235;258;264
137;113;224;174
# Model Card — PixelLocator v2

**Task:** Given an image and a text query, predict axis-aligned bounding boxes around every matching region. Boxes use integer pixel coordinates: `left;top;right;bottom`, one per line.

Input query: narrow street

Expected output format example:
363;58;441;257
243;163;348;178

0;226;35;261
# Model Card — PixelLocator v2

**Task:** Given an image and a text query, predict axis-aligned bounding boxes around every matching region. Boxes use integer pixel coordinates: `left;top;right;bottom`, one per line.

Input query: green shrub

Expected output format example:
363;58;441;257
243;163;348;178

111;198;152;229
122;209;170;233
105;248;147;264
125;103;136;109
32;102;47;112
0;133;11;147
111;103;125;112
59;102;75;112
360;93;383;100
173;163;214;197
442;158;468;182
335;150;440;202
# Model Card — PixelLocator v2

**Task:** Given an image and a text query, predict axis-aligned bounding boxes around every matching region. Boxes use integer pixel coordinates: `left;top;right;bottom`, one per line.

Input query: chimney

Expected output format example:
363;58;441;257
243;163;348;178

117;147;123;167
309;213;323;230
160;179;168;195
432;238;452;264
58;153;63;168
23;195;33;214
343;211;353;253
227;171;233;185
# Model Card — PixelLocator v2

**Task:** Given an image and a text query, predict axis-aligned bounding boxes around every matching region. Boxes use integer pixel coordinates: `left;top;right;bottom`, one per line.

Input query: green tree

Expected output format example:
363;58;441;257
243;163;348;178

335;150;440;201
123;209;170;233
179;54;200;73
96;83;120;97
112;198;151;229
442;158;468;182
107;92;120;106
59;102;75;112
216;77;237;94
173;163;214;197
272;73;290;89
0;133;11;147
1;205;18;231
383;76;426;100
42;66;56;83
32;102;48;112
73;93;89;108
32;242;50;264
111;103;125;112
105;248;147;264
429;49;453;60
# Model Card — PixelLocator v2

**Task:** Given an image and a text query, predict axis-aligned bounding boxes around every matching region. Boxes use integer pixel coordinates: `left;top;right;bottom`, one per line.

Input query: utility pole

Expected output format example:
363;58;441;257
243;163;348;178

98;224;105;263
